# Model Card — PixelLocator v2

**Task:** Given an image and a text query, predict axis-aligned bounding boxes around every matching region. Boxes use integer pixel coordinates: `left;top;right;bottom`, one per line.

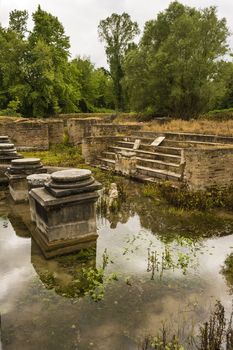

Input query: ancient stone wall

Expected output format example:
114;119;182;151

183;147;233;190
82;136;121;164
0;119;49;150
91;124;142;137
67;118;102;145
47;120;64;146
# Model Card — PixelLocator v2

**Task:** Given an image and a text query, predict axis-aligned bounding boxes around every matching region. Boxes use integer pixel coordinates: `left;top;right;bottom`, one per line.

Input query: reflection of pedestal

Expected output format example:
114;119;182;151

6;158;46;203
115;150;137;176
30;239;96;297
0;140;22;184
29;169;102;258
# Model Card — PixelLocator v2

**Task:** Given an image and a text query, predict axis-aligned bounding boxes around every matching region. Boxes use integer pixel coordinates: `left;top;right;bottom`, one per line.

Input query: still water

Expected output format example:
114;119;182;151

0;183;233;349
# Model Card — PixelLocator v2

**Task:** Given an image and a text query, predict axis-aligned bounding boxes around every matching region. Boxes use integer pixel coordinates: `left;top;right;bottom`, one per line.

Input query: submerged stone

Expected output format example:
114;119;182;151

29;168;102;258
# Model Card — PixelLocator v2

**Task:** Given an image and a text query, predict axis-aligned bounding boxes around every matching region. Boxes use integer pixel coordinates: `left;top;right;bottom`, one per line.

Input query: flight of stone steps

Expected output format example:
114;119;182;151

96;131;233;184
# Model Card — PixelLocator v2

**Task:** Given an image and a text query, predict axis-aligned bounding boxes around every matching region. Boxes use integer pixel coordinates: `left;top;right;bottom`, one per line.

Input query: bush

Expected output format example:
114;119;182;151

200;108;233;121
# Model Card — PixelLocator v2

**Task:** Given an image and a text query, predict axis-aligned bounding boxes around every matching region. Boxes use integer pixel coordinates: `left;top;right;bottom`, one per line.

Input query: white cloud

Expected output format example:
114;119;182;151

0;0;232;67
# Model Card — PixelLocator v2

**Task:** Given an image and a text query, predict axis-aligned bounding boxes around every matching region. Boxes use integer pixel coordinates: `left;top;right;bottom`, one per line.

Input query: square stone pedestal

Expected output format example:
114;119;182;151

115;150;137;176
29;169;101;258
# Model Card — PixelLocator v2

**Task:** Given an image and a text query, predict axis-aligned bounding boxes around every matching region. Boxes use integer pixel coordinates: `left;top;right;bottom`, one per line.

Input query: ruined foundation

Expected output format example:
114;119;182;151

0;138;22;184
29;169;101;258
6;158;46;203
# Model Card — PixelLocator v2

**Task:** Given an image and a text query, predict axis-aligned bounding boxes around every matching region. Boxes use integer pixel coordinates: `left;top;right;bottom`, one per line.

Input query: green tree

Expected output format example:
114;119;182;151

98;13;139;111
26;5;73;116
69;58;114;112
9;10;28;38
124;1;230;118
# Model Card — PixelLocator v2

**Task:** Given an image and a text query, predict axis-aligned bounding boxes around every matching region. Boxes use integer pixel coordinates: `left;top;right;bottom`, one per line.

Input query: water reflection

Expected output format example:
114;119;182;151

1;182;233;349
31;240;98;299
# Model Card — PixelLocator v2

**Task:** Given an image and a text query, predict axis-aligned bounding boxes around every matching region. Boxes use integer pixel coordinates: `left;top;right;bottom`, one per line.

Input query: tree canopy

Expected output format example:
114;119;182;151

0;6;114;117
98;13;139;111
0;2;233;119
123;1;230;118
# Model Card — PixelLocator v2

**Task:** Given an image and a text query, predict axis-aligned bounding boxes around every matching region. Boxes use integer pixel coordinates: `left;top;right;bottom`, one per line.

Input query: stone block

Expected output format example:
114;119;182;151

29;169;102;258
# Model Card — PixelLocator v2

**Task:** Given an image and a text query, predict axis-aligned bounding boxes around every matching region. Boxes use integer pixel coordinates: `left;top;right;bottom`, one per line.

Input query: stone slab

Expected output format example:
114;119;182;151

51;169;92;183
45;180;101;198
30;187;100;207
11;158;41;165
151;136;165;146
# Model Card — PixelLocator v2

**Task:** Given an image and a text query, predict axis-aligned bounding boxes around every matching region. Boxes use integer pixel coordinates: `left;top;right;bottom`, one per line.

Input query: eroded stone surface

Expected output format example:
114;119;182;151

51;169;92;183
11;158;41;165
27;174;51;187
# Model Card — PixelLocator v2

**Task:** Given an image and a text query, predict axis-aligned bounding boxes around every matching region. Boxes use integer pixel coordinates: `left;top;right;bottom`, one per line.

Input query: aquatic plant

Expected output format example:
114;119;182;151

140;327;184;350
142;182;233;211
221;253;233;294
196;300;233;350
147;245;194;280
139;301;233;350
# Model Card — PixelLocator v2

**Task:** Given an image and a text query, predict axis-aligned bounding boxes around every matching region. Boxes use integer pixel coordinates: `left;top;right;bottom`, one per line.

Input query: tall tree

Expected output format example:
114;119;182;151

9;10;28;38
26;6;72;116
98;13;139;111
124;1;230;118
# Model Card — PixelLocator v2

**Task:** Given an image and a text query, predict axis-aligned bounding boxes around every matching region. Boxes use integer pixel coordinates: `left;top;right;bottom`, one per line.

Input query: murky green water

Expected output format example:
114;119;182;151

0;183;233;349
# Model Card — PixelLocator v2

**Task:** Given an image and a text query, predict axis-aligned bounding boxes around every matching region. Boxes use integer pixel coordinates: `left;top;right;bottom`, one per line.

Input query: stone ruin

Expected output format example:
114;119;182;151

0;136;22;184
29;169;101;258
6;158;47;203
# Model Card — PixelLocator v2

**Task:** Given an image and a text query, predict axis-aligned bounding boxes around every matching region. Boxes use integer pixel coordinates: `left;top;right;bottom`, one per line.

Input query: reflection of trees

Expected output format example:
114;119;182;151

221;253;233;294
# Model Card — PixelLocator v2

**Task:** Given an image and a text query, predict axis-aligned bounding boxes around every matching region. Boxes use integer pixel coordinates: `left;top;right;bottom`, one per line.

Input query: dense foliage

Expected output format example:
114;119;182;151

123;2;231;118
1;2;233;118
98;12;139;111
0;6;114;117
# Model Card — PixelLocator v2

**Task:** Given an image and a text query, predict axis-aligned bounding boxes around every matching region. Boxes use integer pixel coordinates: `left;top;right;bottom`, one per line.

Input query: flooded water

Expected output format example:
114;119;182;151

0;183;233;349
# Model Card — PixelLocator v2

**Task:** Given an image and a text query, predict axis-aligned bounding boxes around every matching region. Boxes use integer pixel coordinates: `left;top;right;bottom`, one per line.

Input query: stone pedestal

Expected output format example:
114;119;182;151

29;169;102;258
27;174;51;222
115;150;137;176
6;158;46;203
0;141;22;184
0;136;10;143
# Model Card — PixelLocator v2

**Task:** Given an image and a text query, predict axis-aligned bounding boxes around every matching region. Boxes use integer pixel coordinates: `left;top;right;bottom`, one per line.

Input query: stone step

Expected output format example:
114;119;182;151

140;144;182;155
102;151;116;160
98;157;115;169
116;140;134;149
136;157;181;173
115;140;182;155
109;146;181;163
136;165;182;181
132;131;233;144
160;139;224;148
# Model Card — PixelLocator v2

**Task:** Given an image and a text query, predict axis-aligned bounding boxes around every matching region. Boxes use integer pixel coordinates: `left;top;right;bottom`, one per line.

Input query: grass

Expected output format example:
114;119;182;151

142;119;233;136
142;182;233;210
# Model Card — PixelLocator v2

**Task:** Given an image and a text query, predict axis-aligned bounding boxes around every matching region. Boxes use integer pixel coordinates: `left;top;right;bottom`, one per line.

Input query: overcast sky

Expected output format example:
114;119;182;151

0;0;232;68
